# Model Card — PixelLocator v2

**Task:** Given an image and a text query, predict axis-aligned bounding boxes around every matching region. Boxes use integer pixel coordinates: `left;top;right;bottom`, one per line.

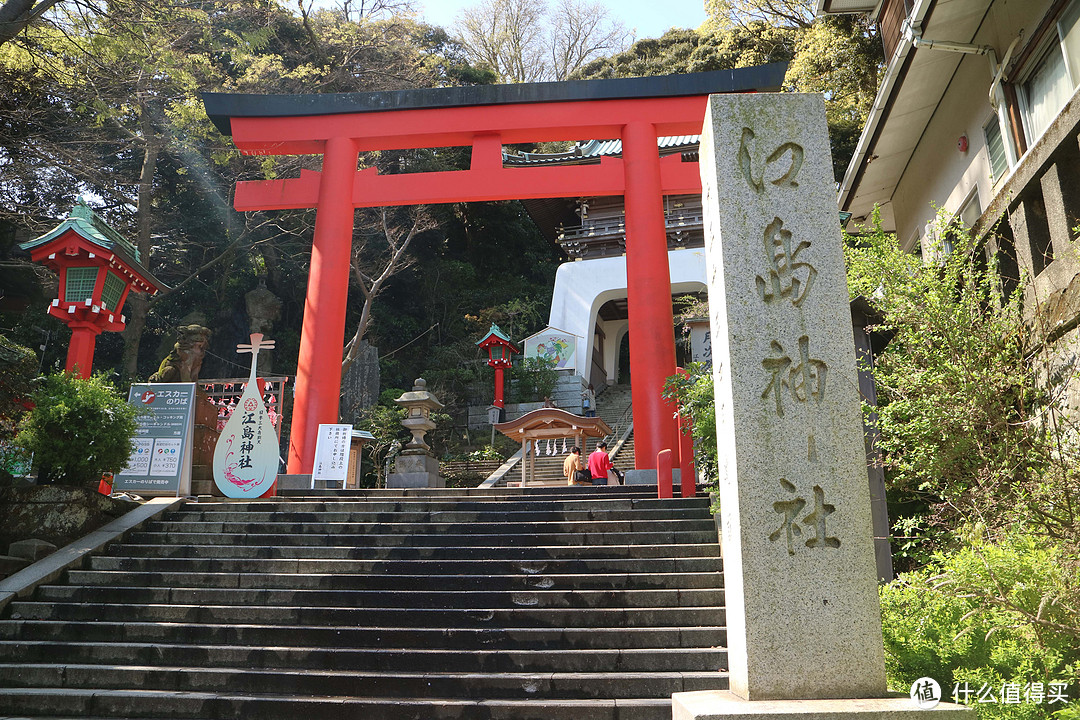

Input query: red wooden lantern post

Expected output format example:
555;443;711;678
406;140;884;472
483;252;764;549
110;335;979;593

476;324;519;409
20;202;162;377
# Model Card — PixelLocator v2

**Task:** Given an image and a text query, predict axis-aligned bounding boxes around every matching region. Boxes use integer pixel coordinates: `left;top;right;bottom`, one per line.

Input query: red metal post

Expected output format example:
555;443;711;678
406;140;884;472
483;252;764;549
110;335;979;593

286;136;359;474
622;121;680;470
66;324;100;378
656;448;673;499
493;366;505;409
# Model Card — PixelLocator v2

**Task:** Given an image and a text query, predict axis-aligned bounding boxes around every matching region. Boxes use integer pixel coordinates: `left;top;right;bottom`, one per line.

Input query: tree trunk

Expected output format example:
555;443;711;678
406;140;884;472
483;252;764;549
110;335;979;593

120;101;161;380
0;0;62;47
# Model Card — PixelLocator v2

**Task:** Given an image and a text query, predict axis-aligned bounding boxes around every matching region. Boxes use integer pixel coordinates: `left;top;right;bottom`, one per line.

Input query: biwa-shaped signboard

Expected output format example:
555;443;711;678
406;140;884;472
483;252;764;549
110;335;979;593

213;333;279;498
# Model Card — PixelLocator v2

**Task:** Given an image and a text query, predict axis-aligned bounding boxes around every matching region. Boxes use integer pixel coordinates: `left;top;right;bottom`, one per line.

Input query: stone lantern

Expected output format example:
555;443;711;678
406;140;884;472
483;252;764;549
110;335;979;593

19;201;162;377
386;378;444;488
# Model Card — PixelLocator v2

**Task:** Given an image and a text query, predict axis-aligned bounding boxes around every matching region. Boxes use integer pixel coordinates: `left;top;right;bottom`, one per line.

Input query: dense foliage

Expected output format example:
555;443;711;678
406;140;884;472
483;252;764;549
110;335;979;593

845;213;1078;560
15;372;139;486
847;212;1080;716
881;532;1079;719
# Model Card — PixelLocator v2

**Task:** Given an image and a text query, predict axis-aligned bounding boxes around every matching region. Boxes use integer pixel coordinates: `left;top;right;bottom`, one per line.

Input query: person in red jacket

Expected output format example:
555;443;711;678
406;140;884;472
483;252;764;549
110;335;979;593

588;441;615;485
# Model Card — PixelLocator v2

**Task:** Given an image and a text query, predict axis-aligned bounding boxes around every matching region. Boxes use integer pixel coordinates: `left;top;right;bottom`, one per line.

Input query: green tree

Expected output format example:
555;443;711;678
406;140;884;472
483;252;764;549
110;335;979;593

845;213;1063;552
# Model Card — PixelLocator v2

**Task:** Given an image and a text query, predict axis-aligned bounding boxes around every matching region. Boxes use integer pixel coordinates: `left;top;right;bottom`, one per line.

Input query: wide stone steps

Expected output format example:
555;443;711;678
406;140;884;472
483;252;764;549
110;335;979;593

0;621;726;649
60;569;723;590
1;640;726;671
26;585;725;609
0;688;676;719
6;602;725;626
122;530;718;548
0;664;723;698
142;518;713;533
88;540;720;559
0;487;727;719
86;555;723;574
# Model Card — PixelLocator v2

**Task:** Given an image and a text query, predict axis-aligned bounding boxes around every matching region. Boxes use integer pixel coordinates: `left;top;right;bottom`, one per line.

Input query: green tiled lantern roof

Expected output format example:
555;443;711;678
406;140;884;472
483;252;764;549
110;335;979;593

476;323;513;345
20;200;143;264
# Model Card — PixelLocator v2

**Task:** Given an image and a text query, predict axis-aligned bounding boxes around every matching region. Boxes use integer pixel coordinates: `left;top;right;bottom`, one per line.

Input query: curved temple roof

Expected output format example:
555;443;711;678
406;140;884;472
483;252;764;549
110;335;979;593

202;64;788;137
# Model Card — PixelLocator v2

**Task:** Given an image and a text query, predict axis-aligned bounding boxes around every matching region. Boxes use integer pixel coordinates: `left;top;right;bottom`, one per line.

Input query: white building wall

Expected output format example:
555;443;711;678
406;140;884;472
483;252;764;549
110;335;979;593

891;3;1051;246
547;247;707;381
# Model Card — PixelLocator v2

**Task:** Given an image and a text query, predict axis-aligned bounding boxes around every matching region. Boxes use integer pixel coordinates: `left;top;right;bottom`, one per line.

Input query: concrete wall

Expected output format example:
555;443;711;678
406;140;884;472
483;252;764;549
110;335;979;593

466;373;587;429
547;248;708;378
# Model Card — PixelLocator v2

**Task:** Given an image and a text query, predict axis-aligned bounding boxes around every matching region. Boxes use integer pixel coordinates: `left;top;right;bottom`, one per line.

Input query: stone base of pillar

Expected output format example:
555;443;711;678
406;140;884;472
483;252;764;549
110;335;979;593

386;453;443;489
623;469;682;485
673;691;974;720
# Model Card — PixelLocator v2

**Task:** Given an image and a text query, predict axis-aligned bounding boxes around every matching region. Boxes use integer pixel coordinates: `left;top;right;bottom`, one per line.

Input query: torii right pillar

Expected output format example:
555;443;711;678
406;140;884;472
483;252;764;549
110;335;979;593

672;92;972;720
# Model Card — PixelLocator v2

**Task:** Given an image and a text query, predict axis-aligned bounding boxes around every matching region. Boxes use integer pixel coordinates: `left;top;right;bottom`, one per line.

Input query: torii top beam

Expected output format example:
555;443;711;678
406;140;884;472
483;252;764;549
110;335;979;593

202;65;787;211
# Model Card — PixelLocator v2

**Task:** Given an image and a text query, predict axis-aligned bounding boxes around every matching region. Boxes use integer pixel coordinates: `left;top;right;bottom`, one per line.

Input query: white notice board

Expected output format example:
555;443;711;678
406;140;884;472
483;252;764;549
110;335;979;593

312;424;352;488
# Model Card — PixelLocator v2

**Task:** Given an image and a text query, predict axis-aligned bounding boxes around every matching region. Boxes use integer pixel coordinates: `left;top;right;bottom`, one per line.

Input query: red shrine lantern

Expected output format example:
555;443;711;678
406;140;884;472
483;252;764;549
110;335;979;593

476;324;519;409
20;201;163;378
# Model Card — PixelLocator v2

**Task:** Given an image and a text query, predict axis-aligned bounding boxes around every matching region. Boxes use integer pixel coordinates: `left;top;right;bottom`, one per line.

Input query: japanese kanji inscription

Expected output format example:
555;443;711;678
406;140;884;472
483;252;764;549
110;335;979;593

699;93;886;699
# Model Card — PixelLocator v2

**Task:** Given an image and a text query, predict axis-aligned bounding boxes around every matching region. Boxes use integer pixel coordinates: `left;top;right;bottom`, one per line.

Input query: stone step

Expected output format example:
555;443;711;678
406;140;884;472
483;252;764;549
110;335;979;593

0;620;727;650
0;688;682;720
1;641;728;672
31;584;725;609
122;529;720;547
62;569;724;591
0;664;729;700
164;507;707;522
6;602;726;627
100;541;720;560
88;555;723;575
181;496;707;512
142;518;716;534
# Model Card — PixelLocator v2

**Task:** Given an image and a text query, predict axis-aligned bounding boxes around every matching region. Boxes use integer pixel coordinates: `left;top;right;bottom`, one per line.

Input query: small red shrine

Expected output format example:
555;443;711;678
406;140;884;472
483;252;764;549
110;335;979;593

476;323;519;409
20;201;162;377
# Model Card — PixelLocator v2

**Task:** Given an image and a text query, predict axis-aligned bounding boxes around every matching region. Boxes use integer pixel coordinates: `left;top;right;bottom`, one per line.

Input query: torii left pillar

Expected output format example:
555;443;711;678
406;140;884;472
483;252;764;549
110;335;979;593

287;137;359;474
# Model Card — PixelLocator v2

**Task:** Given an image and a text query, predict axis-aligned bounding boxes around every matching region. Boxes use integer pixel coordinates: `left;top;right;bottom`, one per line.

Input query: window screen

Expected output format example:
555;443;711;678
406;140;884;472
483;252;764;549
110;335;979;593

64;267;98;303
984;116;1008;182
101;271;125;310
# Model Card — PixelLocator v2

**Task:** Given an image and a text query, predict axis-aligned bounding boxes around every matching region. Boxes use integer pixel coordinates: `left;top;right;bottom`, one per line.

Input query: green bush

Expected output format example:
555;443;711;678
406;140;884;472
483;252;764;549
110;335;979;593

15;373;139;486
880;531;1079;720
510;356;558;402
662;361;717;485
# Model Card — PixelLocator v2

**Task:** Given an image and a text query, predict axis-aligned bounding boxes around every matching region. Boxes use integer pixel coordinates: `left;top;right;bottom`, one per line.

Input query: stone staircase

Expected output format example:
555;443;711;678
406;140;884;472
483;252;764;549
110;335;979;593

0;486;727;719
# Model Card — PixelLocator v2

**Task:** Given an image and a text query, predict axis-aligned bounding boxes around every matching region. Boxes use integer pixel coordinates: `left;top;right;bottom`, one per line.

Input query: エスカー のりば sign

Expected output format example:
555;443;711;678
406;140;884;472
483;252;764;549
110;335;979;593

115;383;196;496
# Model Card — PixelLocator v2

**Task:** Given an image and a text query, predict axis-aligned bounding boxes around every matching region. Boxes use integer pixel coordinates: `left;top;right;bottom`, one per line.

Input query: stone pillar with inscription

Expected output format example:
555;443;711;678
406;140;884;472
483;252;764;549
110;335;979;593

673;94;973;719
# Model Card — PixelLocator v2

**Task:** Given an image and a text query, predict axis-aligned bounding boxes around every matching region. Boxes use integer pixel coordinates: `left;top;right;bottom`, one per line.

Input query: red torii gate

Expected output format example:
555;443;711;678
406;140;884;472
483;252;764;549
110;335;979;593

203;65;786;476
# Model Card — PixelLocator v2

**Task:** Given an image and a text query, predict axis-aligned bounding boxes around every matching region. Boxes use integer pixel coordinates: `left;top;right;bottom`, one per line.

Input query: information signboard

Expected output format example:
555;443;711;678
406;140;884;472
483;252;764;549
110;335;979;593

115;383;196;496
523;326;578;369
312;424;352;488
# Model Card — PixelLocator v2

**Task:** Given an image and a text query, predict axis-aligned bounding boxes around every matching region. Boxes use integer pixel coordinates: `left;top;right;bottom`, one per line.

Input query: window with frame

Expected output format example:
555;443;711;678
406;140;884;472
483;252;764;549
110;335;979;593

1020;0;1080;144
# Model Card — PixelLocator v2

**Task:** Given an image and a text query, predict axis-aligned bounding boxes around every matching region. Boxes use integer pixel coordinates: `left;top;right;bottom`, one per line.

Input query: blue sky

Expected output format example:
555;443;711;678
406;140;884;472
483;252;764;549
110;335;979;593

415;0;709;40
